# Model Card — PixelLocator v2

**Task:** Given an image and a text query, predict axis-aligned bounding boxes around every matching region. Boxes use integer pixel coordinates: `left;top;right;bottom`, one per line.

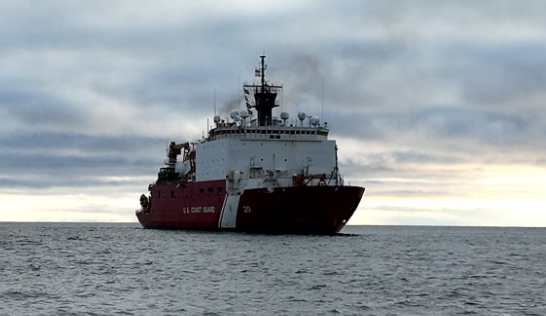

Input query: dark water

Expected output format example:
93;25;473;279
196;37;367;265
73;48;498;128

1;224;545;316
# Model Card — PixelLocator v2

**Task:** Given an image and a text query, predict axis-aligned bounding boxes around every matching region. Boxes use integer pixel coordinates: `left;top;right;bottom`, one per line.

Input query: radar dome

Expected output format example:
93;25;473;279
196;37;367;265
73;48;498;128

230;111;240;121
240;110;250;119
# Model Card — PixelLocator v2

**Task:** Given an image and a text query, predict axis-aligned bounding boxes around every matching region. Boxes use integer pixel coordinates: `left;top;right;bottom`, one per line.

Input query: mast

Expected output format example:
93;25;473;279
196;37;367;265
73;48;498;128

244;56;282;126
260;55;265;88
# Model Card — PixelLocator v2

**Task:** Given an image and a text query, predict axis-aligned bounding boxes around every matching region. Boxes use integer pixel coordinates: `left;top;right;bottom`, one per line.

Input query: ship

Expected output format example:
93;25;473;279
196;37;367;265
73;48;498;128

136;56;364;234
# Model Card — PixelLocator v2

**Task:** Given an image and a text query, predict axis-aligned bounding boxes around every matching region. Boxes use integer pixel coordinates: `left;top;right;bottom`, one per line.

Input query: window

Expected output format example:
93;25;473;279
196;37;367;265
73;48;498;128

200;188;204;193
171;191;175;198
208;188;214;193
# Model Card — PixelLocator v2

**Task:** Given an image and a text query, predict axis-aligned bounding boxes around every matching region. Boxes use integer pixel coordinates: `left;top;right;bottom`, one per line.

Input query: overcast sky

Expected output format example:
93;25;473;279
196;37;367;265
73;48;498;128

1;1;545;225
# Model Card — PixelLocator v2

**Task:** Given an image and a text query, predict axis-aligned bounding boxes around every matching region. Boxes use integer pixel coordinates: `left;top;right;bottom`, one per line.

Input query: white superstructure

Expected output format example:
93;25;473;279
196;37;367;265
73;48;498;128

163;55;344;192
196;122;338;183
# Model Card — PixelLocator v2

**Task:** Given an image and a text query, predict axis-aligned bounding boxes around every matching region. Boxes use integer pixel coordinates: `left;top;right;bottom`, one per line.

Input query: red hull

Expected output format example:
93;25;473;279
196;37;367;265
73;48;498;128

136;180;225;230
236;186;364;234
137;181;364;234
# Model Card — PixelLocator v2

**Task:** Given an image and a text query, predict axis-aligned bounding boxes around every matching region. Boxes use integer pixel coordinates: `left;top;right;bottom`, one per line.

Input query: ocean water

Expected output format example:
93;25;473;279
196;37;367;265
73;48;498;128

1;224;545;316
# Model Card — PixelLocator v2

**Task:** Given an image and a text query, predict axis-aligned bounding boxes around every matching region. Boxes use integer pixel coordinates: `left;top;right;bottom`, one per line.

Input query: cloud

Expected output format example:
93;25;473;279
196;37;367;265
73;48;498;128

0;132;163;153
0;132;166;190
0;87;87;126
0;175;144;190
328;107;543;156
1;1;546;224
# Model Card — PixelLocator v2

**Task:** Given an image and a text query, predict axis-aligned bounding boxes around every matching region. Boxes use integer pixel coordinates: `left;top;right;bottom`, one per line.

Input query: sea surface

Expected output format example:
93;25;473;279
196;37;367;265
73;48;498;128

1;223;545;316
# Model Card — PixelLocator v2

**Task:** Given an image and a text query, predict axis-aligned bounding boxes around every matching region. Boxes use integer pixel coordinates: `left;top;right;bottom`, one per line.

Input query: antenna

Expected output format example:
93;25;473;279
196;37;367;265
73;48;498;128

320;77;324;122
213;89;217;116
244;55;280;126
281;85;284;112
260;55;266;89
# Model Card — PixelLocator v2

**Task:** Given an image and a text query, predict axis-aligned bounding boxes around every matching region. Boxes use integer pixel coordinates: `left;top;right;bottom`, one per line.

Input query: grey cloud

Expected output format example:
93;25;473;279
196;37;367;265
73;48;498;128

0;175;143;190
390;150;464;164
220;95;242;115
0;150;156;190
0;133;167;187
328;107;542;155
439;42;546;108
340;158;478;200
0;88;86;125
0;132;165;153
1;1;546;195
0;151;154;172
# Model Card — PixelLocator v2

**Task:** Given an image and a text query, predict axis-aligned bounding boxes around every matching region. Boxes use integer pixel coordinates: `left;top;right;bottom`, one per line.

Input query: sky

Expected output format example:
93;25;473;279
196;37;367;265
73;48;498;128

1;1;545;225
